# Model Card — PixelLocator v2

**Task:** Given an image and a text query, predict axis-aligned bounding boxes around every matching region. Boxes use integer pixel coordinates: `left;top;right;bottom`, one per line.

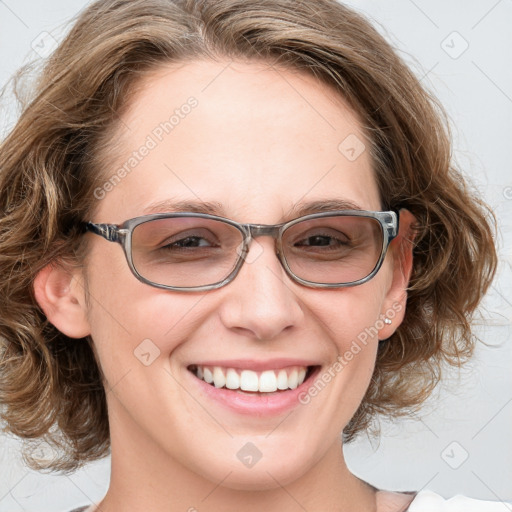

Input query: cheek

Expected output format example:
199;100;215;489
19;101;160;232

82;247;205;384
301;281;388;419
310;278;387;353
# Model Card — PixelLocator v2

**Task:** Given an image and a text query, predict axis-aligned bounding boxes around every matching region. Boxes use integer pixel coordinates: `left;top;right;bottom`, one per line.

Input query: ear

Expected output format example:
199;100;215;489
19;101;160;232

378;208;417;340
33;261;91;339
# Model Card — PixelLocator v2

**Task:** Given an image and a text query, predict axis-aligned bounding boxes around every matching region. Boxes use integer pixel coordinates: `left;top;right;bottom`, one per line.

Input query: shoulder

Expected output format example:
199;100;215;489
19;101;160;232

407;490;512;511
376;490;418;512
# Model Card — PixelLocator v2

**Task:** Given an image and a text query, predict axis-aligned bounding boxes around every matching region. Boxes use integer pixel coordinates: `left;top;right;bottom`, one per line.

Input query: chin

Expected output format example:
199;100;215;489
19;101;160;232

214;464;308;492
193;443;317;492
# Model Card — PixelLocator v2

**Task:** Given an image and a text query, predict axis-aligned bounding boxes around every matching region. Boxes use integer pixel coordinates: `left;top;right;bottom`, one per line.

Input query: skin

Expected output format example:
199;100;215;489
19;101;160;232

34;60;416;511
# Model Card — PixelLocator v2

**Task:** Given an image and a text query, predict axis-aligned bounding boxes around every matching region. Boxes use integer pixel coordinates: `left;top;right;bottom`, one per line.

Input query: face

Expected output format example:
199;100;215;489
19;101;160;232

68;60;409;490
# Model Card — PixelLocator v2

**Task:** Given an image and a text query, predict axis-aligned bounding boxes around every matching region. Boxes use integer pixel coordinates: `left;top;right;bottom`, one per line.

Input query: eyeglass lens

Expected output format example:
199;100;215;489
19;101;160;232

130;215;384;288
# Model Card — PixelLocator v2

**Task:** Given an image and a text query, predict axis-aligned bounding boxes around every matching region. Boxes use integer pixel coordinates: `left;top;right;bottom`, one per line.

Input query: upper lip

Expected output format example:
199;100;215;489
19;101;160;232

187;358;321;371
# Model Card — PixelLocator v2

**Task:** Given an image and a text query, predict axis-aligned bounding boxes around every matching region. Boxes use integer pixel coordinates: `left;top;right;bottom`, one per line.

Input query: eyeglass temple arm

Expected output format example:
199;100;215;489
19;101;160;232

387;211;399;240
85;222;121;243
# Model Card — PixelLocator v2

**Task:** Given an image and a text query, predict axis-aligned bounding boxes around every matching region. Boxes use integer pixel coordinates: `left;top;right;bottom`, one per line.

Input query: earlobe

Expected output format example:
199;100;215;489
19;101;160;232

33;262;91;339
378;208;417;339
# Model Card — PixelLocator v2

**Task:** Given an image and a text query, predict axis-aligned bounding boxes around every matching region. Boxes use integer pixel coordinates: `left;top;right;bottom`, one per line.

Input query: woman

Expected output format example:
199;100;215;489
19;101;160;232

0;0;503;510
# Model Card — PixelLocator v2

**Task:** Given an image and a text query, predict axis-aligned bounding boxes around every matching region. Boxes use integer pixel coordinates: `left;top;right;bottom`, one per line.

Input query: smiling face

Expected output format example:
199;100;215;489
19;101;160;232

49;59;412;495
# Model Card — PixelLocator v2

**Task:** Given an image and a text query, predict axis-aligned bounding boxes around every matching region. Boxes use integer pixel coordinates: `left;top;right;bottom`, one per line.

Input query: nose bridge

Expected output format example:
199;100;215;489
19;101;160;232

246;223;281;239
220;222;302;340
243;223;284;268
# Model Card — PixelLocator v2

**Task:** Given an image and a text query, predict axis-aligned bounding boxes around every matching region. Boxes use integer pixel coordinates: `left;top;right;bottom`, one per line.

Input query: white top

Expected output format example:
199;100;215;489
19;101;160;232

408;490;512;511
73;490;512;512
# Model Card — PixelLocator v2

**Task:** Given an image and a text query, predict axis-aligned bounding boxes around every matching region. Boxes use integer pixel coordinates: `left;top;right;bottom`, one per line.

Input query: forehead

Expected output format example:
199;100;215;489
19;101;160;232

96;59;381;223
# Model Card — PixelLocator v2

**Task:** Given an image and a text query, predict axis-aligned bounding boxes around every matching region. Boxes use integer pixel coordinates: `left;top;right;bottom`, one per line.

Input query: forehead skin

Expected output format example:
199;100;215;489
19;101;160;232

95;59;381;223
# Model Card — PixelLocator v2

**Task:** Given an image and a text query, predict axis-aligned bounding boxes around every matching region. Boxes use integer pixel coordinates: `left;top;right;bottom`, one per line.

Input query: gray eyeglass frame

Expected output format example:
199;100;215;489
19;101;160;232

84;210;399;292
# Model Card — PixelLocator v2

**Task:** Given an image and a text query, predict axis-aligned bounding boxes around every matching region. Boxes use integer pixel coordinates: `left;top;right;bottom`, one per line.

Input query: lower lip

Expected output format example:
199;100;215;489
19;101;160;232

187;366;321;416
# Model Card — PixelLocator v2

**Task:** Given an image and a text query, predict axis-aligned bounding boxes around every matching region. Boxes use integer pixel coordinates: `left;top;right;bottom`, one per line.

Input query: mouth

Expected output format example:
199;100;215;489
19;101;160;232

187;364;320;395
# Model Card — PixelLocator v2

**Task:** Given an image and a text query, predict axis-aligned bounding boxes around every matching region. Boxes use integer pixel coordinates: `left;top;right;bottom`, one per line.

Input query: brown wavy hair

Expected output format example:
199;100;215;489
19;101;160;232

0;0;497;473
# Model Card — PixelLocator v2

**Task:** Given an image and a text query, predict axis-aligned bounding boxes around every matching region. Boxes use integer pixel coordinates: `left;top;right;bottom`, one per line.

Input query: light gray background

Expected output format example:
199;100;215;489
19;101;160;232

0;1;511;510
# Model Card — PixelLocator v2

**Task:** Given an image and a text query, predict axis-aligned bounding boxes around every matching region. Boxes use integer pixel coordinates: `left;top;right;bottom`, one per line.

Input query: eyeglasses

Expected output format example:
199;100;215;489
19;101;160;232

84;210;398;291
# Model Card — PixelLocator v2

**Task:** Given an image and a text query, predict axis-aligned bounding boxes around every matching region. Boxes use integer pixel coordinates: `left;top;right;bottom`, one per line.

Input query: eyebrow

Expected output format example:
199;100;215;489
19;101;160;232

142;198;365;219
288;199;364;217
143;199;226;216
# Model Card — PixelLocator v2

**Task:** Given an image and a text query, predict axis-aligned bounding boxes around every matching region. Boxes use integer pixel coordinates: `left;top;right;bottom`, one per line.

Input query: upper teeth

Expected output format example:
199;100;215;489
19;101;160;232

193;365;308;393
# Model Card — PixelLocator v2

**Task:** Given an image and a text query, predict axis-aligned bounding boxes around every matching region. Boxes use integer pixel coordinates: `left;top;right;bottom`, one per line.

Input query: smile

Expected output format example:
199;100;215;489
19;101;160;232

186;359;322;415
188;364;316;393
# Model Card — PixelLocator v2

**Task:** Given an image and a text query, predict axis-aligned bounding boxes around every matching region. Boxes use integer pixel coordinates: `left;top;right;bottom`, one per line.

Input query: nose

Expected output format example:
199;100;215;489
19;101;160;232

217;238;304;340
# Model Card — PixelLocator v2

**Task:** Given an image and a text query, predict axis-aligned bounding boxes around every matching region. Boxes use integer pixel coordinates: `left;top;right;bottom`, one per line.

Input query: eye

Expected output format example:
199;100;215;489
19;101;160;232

154;228;221;251
296;234;348;247
293;229;351;249
166;236;214;249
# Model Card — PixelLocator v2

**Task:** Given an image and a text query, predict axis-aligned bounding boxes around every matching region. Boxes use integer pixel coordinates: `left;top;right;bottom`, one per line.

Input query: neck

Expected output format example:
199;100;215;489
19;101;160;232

97;403;377;512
